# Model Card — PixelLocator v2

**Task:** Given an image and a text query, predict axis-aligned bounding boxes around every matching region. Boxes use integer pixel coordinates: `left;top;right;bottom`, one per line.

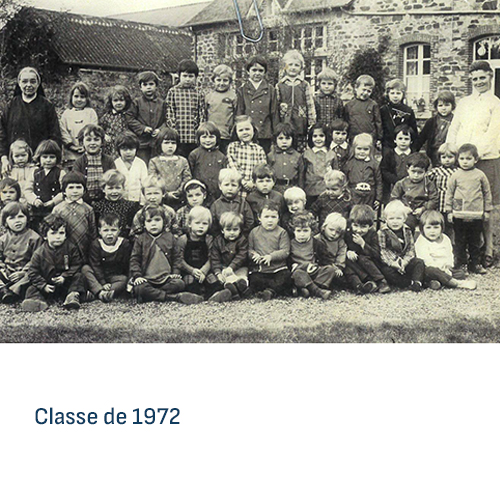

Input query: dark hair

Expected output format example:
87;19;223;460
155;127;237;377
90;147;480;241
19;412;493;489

106;85;132;112
349;204;375;225
469;61;493;74
41;213;66;236
0;178;21;200
98;212;121;228
457;143;479;160
394;124;414;143
69;82;91;108
139;203;171;229
1;201;29;227
33;139;62;164
137;71;160;85
115;131;140;151
291;211;316;229
307;123;331;148
154;127;180;155
259;200;280;216
406;152;431;172
420;209;444;230
273;122;296;148
178;59;199;76
62;171;86;191
433;90;456;110
196;121;221;145
330;119;349;132
253;164;275;182
245;55;267;72
77;124;105;144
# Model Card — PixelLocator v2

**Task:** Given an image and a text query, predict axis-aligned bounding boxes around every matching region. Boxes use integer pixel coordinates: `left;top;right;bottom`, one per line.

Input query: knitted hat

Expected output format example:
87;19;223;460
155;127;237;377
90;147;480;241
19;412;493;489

62;171;86;191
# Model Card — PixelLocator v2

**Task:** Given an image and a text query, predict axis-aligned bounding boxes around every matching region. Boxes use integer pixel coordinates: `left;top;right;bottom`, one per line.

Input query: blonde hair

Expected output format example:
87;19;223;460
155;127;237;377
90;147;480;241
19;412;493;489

188;206;212;225
284;186;306;203
317;67;338;84
383;200;407;219
351;133;373;160
324;169;347;189
438;142;458;158
355;74;375;88
219;168;242;185
212;64;234;82
220;211;243;229
282;49;304;71
142;175;166;194
385;78;406;95
322;212;347;232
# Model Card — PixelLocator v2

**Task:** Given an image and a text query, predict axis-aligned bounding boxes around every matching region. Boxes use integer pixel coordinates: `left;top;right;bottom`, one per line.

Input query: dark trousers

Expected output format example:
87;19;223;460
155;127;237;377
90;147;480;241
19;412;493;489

344;255;385;289
249;269;292;296
134;278;185;302
257;138;272;154
292;264;335;289
453;218;483;267
82;265;128;296
183;273;222;298
219;138;231;155
381;258;425;288
177;143;197;159
424;266;453;286
24;273;86;303
0;270;30;297
136;146;152;165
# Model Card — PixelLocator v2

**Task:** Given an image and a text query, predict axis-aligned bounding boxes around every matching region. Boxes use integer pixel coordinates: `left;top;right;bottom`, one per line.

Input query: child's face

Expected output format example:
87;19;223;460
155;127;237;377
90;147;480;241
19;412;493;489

388;88;404;105
65;183;85;202
222;224;241;241
219;179;240;199
286;61;302;78
248;63;266;83
140;80;157;99
395;132;412;151
354;144;371;160
440;152;456;168
6;210;27;233
294;226;311;243
355;83;373;100
104;183;125;202
161;139;177;156
436;100;453;117
144;214;164;236
46;226;66;248
458;151;477;170
319;79;336;95
39;153;58;169
99;222;120;246
407;166;426;183
311;128;326;148
287;198;305;214
386;212;406;231
72;89;87;110
112;95;127;112
325;182;344;198
119;147;137;163
199;133;217;150
259;208;279;231
255;176;275;195
351;222;371;236
144;187;164;204
83;132;102;155
331;130;348;145
236;120;254;143
323;223;342;241
1;186;18;203
276;133;292;151
179;72;196;88
186;187;206;207
189;217;210;238
11;148;29;167
422;222;442;242
214;76;231;93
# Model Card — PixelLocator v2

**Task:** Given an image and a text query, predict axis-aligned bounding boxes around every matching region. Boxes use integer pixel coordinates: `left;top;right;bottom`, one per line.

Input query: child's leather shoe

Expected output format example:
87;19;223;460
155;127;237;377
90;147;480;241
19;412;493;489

63;292;81;310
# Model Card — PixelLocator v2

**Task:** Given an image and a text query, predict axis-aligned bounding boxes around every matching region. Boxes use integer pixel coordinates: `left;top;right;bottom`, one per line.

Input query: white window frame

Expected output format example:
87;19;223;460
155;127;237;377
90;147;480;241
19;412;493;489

305;58;326;89
474;36;500;97
293;25;326;52
403;43;431;111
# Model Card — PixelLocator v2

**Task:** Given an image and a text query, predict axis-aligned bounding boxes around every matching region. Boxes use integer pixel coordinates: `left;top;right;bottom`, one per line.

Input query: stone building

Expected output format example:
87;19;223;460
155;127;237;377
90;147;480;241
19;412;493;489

185;0;500;117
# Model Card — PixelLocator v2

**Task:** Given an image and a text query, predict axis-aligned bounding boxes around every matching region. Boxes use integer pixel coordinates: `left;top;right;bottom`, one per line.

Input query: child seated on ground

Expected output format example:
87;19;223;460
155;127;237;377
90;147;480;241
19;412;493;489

0;201;42;303
377;200;425;291
314;212;347;289
415;210;476;290
177;206;223;301
22;214;86;311
82;213;133;303
390;152;438;232
210;212;250;301
246;164;285;223
444;143;492;275
130;204;202;304
282;186;308;236
6;140;37;199
210;168;254;235
114;132;148;204
289;211;333;300
329;119;349;171
248;201;291;300
92;170;139;237
176;180;208;235
310;169;352;228
344;204;390;294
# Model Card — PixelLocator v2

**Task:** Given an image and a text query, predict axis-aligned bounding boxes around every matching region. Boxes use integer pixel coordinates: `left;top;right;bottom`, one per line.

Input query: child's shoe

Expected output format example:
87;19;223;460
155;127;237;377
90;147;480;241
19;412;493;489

173;292;204;305
234;279;252;299
208;289;232;303
452;265;468;279
256;289;274;301
1;291;18;304
21;298;48;312
376;280;391;294
98;290;114;303
317;289;332;300
469;264;487;275
300;288;310;298
456;279;477;290
428;280;442;290
409;280;422;292
361;281;377;294
224;283;239;296
63;292;81;310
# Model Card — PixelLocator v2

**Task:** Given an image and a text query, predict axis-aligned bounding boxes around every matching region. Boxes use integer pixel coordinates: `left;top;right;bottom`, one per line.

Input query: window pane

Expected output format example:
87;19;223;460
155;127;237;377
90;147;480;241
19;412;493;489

406;46;418;60
304;27;312;38
406;61;418;76
491;38;500;59
423;60;431;74
423;44;431;58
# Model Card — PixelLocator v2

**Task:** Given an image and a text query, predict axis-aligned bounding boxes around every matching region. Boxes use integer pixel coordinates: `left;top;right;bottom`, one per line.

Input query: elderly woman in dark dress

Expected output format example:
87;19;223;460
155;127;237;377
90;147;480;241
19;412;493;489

0;67;62;173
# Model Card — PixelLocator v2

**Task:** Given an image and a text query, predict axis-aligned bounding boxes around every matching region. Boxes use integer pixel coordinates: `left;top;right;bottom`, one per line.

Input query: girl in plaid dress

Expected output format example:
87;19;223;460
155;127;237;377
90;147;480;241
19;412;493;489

101;85;132;158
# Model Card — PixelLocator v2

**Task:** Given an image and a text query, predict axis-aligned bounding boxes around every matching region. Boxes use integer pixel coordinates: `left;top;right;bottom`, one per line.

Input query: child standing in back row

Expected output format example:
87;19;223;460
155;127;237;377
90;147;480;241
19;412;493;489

101;85;132;158
314;68;344;128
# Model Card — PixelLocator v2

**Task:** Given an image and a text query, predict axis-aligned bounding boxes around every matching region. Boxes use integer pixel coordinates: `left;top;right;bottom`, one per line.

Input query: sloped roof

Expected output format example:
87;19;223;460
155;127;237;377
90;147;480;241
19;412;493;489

187;0;352;26
22;8;192;72
110;2;211;28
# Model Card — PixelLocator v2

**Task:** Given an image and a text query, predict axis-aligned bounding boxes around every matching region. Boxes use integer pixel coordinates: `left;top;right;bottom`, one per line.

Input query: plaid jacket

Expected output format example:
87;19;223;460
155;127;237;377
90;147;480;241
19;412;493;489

378;224;415;269
226;141;267;193
426;166;459;213
310;191;352;228
314;92;345;126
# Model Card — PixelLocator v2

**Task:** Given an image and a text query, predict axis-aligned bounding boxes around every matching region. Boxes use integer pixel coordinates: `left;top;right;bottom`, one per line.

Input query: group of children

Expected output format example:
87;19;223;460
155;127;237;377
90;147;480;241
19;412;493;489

0;50;492;311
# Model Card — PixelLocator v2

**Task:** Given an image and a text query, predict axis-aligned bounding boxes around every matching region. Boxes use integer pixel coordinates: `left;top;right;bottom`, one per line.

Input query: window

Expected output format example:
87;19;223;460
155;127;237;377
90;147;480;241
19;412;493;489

403;44;431;110
474;36;500;98
293;25;326;52
225;33;257;58
268;29;279;53
305;58;326;89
